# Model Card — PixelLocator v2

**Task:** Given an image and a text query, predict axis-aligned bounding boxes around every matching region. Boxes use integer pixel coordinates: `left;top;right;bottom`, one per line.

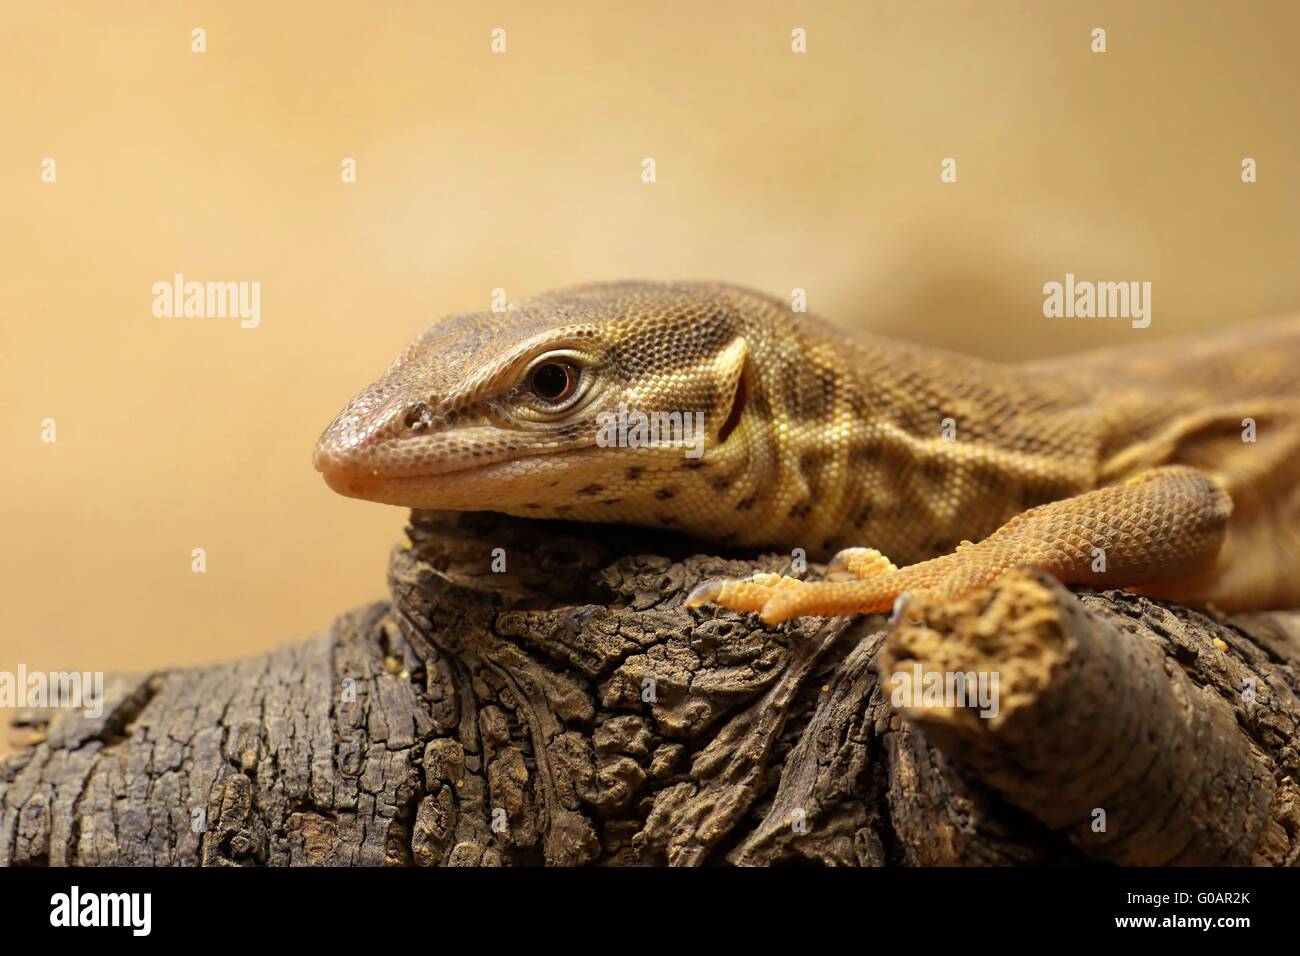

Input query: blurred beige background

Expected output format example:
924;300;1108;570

3;1;1298;738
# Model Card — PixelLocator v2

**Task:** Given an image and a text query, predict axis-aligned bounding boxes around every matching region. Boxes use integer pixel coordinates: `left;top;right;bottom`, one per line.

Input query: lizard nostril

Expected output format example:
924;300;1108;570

403;403;433;431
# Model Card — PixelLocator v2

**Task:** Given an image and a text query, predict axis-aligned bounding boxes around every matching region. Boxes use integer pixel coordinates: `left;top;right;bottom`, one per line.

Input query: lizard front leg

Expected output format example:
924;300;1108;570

686;466;1232;625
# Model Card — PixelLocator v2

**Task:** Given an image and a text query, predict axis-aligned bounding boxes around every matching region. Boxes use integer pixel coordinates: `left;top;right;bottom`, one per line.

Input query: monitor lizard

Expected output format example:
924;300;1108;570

314;281;1300;624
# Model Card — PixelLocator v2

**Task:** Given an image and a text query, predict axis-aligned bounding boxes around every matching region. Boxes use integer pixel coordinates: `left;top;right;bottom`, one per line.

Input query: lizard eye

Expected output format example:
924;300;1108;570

528;359;579;404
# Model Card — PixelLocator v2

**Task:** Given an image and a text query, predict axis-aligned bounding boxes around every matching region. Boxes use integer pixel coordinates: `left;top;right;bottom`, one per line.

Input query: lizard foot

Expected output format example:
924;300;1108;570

687;547;911;625
684;551;896;620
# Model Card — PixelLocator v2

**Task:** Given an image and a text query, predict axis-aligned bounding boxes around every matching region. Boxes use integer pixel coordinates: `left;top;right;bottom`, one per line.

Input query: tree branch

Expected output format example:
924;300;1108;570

3;512;1297;866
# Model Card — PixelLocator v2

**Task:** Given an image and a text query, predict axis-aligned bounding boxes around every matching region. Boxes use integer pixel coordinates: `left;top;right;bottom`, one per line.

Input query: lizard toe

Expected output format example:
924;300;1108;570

687;572;806;615
826;547;898;581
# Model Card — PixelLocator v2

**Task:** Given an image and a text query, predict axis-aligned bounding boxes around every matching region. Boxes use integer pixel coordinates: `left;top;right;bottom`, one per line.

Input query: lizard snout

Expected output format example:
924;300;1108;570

314;388;423;477
312;427;365;496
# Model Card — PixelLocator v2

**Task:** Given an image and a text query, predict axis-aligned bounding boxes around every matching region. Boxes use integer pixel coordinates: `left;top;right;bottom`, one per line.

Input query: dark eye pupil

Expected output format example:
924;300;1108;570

532;362;571;400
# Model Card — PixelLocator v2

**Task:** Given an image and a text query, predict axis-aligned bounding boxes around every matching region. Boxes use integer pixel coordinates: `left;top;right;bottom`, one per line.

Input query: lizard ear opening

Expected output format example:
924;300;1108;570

717;373;747;445
714;337;750;446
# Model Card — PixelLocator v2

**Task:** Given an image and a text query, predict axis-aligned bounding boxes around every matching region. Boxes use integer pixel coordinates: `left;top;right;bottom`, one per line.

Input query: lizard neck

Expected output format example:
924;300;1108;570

691;317;1104;562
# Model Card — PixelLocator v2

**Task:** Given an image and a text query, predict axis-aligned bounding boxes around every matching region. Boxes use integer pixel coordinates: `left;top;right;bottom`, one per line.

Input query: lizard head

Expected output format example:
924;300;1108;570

313;282;756;516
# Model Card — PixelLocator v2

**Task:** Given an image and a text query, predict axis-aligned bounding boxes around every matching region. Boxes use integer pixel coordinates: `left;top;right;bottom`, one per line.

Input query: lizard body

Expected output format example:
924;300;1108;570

315;282;1300;621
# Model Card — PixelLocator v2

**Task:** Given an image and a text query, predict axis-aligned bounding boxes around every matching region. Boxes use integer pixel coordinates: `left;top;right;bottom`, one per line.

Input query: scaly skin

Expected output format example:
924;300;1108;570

314;282;1300;623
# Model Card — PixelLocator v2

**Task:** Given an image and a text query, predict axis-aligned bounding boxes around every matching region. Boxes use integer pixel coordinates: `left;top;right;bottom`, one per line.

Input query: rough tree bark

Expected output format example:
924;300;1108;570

2;511;1298;866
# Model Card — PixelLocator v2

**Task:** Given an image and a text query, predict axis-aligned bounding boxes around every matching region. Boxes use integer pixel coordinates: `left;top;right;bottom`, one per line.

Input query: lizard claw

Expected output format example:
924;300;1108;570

889;590;934;625
889;592;912;626
824;557;854;582
684;580;725;609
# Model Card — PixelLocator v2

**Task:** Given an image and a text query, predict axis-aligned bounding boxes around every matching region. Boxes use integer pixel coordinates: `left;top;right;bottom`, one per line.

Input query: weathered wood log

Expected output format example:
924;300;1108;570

2;511;1298;866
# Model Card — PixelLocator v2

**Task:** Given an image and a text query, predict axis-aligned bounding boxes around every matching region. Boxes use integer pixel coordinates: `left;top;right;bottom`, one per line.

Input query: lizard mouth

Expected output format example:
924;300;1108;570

315;426;539;482
314;441;593;506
